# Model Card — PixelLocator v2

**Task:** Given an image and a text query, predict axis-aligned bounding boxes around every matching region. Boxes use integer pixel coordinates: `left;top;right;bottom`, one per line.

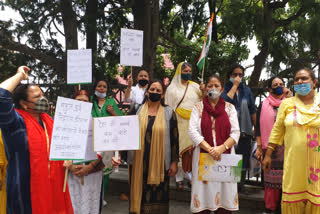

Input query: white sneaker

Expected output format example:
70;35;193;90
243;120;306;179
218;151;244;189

103;200;107;206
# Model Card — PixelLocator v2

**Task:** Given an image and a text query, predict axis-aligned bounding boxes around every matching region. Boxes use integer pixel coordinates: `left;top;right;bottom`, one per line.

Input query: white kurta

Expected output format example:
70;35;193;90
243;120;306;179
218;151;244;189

188;102;240;213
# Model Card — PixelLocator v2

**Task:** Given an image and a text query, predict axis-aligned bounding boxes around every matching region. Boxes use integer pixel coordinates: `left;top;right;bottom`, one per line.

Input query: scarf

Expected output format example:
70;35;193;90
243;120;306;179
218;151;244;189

260;95;285;149
91;97;112;117
201;97;231;153
130;103;166;214
16;109;74;214
224;81;244;110
294;91;320;126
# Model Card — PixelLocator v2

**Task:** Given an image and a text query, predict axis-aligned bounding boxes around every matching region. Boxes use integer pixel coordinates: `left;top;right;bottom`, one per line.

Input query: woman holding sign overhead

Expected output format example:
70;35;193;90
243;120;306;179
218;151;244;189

0;66;74;214
91;79;123;206
188;75;240;214
129;80;179;214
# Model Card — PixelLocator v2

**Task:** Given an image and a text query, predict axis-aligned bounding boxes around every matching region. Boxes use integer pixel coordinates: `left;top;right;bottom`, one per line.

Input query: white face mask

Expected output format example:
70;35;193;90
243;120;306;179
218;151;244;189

95;91;106;98
207;88;221;100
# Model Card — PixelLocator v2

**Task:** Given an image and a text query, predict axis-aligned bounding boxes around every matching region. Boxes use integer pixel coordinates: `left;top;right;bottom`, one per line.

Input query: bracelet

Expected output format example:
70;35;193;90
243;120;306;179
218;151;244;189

223;143;229;150
267;145;275;151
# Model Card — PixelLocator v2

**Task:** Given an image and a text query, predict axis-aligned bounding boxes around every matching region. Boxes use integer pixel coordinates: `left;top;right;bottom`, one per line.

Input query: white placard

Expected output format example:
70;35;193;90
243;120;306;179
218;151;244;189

73;118;98;164
93;115;140;151
120;28;143;66
198;154;242;183
49;97;93;160
67;49;92;84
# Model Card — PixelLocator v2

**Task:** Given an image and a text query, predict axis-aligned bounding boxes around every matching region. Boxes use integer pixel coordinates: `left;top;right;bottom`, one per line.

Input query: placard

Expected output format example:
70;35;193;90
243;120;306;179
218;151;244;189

67;49;92;84
198;154;242;183
49;97;93;160
73;118;98;164
93;115;140;151
120;28;143;66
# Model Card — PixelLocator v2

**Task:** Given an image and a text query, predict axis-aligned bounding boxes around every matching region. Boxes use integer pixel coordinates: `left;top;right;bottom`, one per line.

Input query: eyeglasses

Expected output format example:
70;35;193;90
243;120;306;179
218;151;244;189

232;73;243;77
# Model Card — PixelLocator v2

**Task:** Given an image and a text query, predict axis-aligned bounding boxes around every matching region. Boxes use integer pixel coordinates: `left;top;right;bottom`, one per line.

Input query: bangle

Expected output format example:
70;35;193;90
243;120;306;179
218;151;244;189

267;145;275;151
223;143;229;151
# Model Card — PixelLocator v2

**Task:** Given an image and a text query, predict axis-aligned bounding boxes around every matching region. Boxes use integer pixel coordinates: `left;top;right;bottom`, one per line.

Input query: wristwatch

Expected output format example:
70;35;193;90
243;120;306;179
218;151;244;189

223;143;229;150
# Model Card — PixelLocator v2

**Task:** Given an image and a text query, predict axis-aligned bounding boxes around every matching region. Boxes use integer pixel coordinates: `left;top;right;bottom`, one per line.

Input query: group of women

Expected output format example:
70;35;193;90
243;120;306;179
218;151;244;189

0;64;320;214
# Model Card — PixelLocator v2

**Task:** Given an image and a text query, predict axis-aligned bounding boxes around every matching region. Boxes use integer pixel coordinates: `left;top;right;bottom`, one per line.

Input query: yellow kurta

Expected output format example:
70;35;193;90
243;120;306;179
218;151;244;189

269;93;320;207
0;130;7;213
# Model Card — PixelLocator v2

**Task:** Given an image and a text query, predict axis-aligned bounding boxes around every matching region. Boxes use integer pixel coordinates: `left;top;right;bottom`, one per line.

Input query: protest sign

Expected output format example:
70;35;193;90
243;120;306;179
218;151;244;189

49;97;93;160
93;115;140;151
67;49;92;84
198;154;242;183
120;28;143;66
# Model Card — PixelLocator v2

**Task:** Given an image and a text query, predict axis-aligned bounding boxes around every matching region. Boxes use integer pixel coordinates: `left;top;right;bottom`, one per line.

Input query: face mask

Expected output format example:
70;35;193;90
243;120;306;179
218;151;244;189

95;91;107;98
294;83;312;96
138;79;149;87
207;88;221;100
181;73;192;81
29;96;49;113
148;93;162;102
272;86;283;95
229;77;242;83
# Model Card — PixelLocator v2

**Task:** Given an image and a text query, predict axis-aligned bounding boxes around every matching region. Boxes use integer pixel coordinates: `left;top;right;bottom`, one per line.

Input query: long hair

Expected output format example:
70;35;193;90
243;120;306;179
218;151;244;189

92;79;108;102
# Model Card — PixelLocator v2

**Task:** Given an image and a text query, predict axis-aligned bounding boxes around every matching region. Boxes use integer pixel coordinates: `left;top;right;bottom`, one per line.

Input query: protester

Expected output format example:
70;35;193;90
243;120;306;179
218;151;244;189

91;79;123;206
221;64;256;191
0;66;73;213
128;80;179;214
165;62;203;189
0;130;7;214
255;77;291;213
188;74;240;214
125;68;150;114
64;90;105;214
263;68;320;213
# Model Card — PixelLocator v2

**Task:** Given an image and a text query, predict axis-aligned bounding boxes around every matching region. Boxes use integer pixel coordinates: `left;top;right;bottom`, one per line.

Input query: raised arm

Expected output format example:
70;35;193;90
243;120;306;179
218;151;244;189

0;66;30;92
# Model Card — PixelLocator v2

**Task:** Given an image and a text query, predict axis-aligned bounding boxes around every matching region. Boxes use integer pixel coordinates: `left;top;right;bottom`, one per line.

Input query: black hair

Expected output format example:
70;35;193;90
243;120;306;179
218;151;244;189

227;63;245;78
92;79;108;102
13;84;36;109
142;79;166;106
267;76;284;89
206;74;224;87
181;62;192;71
294;68;316;81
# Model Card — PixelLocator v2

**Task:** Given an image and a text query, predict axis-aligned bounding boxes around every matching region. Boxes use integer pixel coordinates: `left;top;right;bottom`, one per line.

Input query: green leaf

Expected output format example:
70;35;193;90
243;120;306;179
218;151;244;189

318;146;320;152
308;177;312;185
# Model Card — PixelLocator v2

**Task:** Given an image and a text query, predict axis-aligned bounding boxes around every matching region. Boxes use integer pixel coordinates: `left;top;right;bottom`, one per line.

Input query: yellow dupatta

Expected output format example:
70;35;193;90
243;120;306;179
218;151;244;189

294;91;320;127
165;62;201;120
130;103;166;213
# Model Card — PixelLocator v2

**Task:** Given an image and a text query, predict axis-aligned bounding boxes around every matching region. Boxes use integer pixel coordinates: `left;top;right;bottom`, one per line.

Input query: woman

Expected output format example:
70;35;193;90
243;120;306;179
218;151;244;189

263;68;320;213
91;79;123;205
125;68;150;114
64;90;104;214
130;80;179;214
0;130;7;214
0;66;73;213
165;62;202;189
189;75;240;214
255;77;290;213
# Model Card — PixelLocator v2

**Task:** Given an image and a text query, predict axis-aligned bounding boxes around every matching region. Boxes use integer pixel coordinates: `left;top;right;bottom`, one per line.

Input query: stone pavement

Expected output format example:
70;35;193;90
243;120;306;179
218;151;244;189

101;167;265;214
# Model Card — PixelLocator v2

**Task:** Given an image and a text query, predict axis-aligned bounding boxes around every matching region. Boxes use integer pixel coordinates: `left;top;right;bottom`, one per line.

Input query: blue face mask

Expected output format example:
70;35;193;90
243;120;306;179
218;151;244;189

229;77;234;83
293;83;312;96
272;86;283;95
181;73;192;81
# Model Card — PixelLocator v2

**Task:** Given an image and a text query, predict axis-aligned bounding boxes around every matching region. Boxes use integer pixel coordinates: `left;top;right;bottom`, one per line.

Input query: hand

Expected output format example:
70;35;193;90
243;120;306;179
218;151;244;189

112;156;121;168
17;66;30;80
254;146;263;162
262;155;272;173
107;105;116;115
73;165;93;177
233;76;241;87
127;75;133;88
283;87;292;98
209;145;225;161
168;162;178;176
63;160;73;170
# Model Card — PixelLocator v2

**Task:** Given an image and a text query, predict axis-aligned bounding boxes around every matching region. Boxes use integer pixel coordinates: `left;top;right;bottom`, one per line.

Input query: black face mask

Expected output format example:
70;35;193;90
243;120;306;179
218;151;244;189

138;79;149;87
148;93;162;102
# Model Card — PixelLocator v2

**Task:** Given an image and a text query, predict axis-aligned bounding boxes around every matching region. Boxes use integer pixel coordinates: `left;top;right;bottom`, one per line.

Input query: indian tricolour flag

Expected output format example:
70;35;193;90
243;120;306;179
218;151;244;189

197;13;214;72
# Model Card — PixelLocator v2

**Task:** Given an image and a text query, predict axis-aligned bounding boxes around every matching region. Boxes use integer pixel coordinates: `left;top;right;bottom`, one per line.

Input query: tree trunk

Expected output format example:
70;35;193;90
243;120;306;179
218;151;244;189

132;0;160;79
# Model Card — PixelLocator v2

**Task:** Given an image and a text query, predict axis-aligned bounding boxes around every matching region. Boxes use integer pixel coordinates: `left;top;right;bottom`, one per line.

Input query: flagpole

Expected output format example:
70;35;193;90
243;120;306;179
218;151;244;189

201;57;205;83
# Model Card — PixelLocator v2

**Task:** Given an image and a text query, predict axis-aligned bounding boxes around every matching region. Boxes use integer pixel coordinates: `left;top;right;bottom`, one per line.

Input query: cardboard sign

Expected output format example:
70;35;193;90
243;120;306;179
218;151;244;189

120;28;143;66
49;97;93;160
93;115;140;151
67;49;92;84
198;154;242;183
